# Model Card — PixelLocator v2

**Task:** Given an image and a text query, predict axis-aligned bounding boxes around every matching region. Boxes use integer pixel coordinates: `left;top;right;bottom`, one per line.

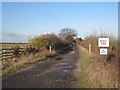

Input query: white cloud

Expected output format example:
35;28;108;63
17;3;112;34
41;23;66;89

2;32;29;43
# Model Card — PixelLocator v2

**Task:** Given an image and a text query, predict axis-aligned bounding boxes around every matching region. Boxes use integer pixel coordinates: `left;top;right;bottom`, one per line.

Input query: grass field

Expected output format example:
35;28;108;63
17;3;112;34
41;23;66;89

1;43;27;49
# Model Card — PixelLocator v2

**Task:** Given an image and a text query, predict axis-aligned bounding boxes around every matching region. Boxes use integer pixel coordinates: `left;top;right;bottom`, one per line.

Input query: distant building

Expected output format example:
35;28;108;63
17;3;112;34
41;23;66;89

43;32;52;35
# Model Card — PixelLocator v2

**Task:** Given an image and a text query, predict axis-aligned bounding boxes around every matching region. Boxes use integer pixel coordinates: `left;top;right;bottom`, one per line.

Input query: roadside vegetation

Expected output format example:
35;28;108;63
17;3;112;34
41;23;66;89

2;28;118;88
77;33;118;88
2;28;77;78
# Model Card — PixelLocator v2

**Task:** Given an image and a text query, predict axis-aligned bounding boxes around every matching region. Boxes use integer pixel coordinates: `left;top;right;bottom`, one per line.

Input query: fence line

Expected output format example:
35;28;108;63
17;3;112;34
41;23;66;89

0;48;25;60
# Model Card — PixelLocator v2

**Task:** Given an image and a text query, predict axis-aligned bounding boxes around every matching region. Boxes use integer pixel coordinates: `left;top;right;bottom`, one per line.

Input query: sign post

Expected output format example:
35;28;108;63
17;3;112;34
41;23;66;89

98;38;109;47
100;48;107;55
89;44;91;54
98;38;109;55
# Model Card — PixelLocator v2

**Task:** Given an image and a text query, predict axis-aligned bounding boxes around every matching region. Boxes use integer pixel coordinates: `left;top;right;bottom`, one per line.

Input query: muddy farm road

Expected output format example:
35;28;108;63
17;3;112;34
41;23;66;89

3;46;80;88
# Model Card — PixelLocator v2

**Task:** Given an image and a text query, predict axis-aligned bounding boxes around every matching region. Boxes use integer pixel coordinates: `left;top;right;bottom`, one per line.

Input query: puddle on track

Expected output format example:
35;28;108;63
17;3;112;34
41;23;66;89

57;69;70;79
56;65;73;79
56;64;74;79
60;65;72;69
62;70;70;73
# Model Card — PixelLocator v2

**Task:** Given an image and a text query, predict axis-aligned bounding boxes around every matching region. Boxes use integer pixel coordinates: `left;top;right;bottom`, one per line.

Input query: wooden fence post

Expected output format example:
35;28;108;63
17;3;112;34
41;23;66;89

49;46;52;53
89;44;91;54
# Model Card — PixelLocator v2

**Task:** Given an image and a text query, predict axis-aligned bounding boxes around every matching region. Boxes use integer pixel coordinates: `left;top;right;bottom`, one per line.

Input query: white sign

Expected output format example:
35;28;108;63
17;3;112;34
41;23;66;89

100;48;107;55
98;38;109;47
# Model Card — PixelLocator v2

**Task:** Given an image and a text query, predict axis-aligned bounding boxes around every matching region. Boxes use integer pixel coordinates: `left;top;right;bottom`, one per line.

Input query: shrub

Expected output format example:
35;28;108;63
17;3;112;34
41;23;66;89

11;45;21;57
80;34;99;54
80;33;118;61
27;33;69;52
28;37;49;50
24;46;38;54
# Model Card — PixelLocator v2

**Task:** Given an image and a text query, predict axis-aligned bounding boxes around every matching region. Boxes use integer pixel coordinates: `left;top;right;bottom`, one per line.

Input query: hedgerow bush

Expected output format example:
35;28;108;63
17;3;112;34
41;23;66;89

26;33;69;53
43;33;69;49
11;45;21;57
80;33;118;61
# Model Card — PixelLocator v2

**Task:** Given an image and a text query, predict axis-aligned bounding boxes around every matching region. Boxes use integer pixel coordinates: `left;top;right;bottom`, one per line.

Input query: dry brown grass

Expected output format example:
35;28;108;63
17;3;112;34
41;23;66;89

2;50;57;77
78;33;118;88
87;55;118;88
80;33;118;57
77;46;118;88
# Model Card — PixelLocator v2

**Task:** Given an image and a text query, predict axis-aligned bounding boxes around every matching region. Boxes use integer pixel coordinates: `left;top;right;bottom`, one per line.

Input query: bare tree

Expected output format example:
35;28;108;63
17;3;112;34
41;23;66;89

59;28;78;44
59;28;77;38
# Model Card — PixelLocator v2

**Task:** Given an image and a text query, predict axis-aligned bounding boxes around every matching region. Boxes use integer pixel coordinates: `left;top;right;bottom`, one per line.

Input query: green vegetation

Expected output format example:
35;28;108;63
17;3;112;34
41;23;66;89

27;33;68;52
77;47;90;88
2;31;75;78
3;29;118;88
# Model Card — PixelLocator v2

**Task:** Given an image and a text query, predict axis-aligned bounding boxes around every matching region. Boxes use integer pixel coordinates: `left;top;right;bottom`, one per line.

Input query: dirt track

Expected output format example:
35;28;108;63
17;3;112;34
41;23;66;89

2;46;80;88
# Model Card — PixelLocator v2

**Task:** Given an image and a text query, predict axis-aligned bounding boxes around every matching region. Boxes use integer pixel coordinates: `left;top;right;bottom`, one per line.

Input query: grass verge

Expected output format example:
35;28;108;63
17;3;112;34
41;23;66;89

77;46;92;88
77;46;118;88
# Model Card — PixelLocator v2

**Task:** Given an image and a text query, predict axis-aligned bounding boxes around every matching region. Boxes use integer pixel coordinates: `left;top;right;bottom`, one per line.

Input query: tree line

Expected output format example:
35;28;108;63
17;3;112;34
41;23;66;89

11;28;82;57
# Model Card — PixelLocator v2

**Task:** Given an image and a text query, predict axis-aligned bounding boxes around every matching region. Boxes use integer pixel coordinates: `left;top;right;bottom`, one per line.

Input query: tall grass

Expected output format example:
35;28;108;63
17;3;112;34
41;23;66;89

77;33;118;88
77;46;118;88
80;33;118;62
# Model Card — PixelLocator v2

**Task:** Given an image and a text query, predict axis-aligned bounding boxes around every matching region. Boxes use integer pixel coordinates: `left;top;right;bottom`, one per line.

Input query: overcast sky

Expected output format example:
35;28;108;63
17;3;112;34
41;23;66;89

2;2;118;43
